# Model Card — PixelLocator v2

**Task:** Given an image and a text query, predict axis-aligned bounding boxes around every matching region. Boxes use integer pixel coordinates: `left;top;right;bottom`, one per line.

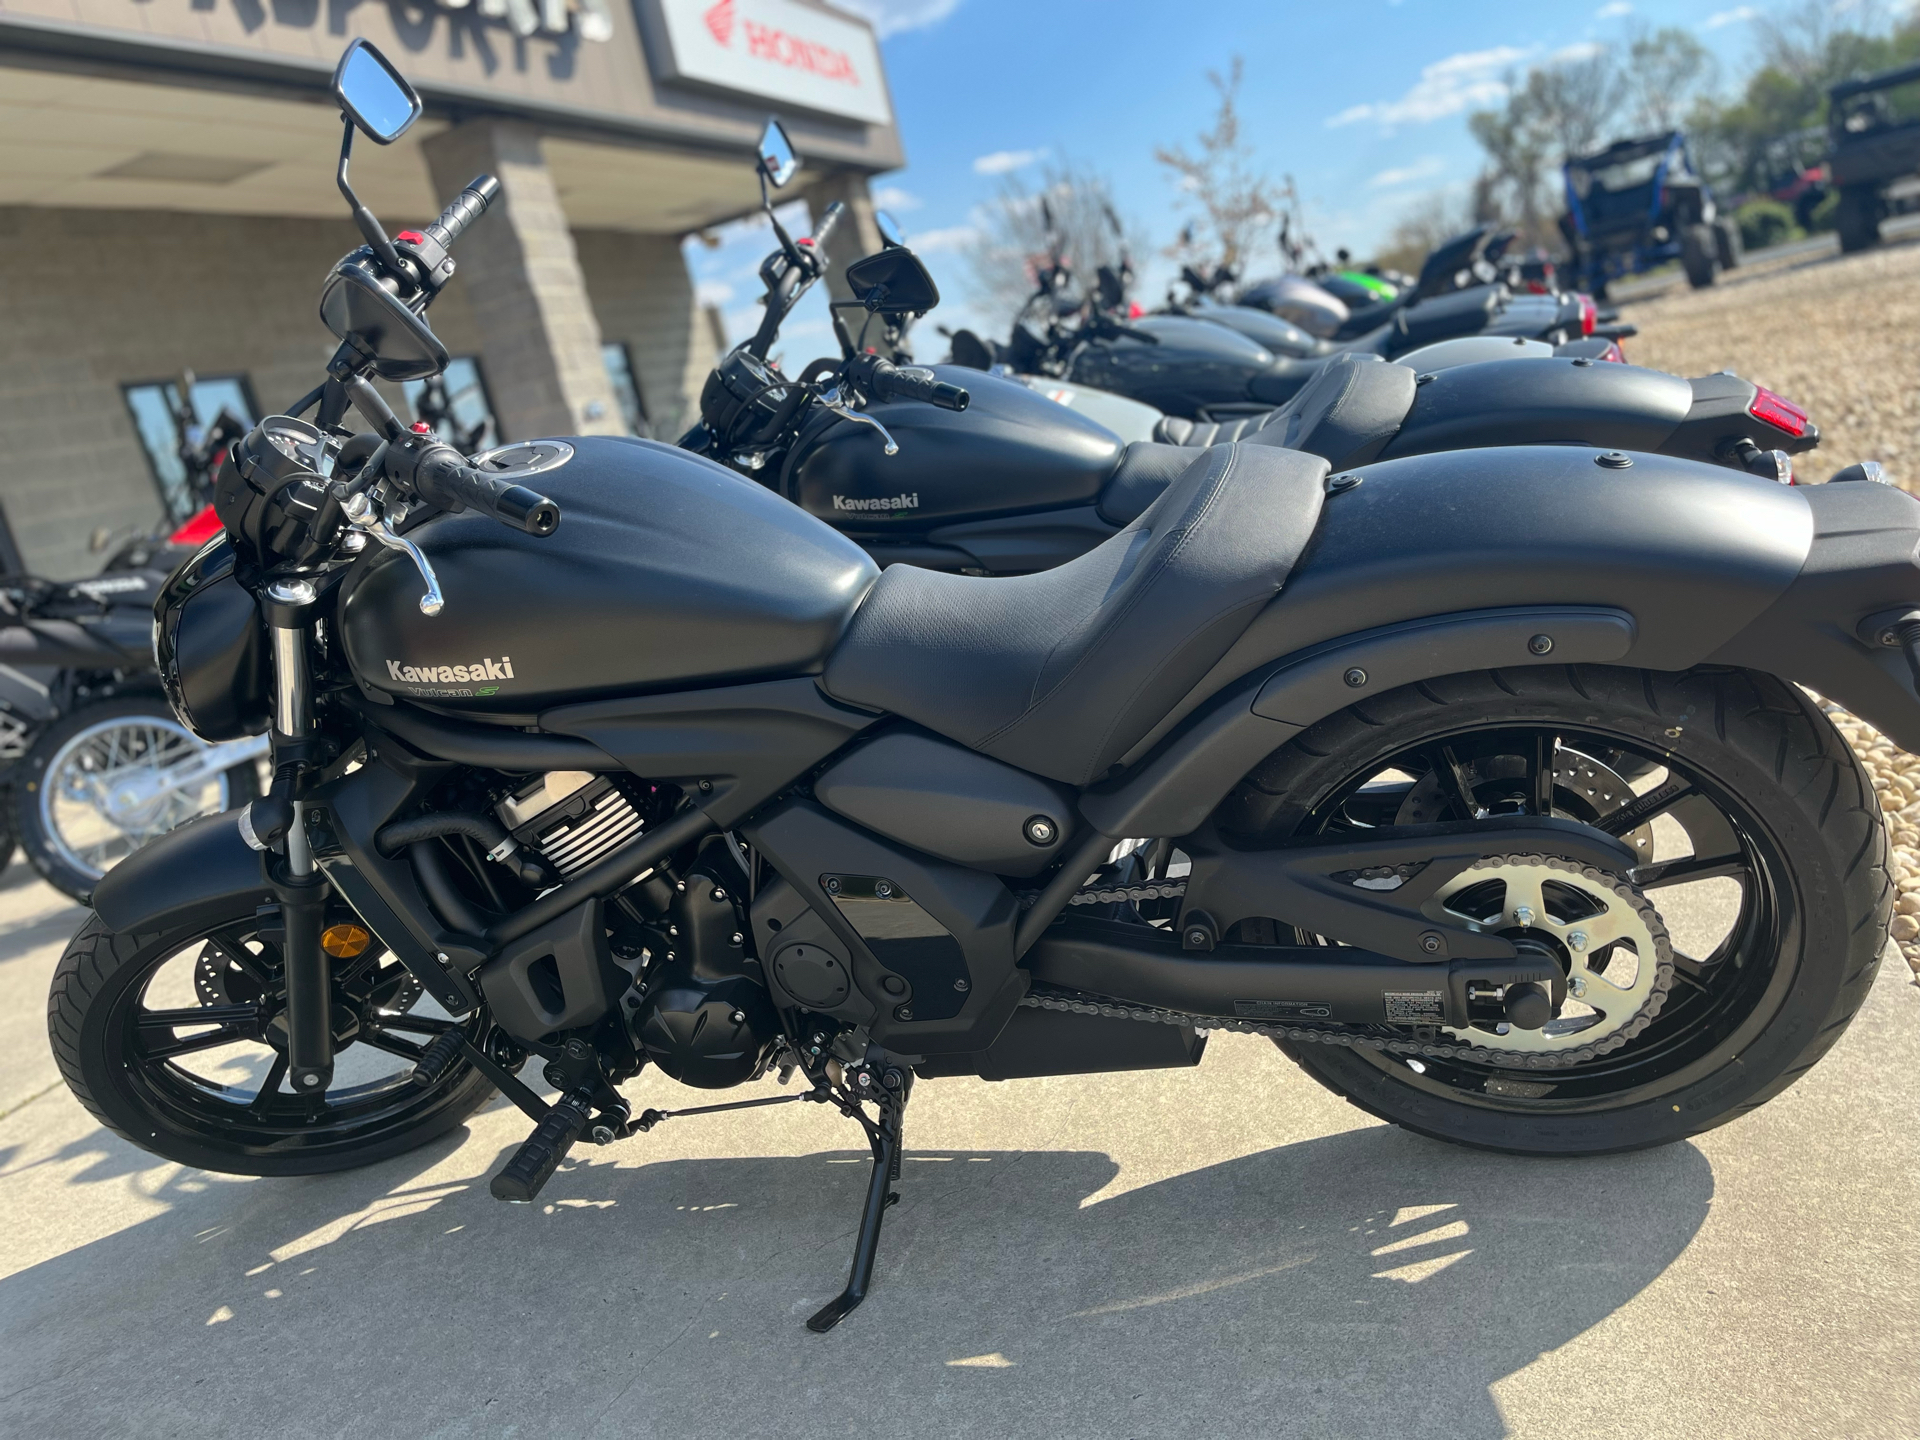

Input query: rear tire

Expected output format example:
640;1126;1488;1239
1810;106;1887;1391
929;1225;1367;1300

1220;666;1887;1156
1681;224;1718;287
1713;217;1744;270
1836;186;1882;254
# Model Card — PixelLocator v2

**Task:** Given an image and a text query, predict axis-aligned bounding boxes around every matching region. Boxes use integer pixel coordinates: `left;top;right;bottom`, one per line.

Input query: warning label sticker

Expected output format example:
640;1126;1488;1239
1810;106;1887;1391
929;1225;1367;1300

1384;991;1446;1024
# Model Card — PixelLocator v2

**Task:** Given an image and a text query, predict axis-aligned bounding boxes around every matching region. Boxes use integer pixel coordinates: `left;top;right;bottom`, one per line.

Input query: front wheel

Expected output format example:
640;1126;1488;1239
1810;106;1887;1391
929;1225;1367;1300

49;897;496;1175
1219;666;1887;1156
13;695;261;901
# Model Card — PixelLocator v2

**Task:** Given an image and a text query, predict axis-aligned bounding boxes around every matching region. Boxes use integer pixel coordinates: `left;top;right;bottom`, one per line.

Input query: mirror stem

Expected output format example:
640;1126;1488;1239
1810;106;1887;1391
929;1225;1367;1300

336;120;406;282
342;374;407;442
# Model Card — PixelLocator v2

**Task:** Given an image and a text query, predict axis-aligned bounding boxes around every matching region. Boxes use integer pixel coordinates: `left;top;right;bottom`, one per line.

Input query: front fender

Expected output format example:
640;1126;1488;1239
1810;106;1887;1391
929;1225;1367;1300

90;808;271;931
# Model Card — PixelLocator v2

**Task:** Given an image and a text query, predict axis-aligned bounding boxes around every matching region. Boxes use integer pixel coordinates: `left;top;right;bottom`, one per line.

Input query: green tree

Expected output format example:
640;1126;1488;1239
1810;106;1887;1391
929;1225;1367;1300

1623;27;1716;134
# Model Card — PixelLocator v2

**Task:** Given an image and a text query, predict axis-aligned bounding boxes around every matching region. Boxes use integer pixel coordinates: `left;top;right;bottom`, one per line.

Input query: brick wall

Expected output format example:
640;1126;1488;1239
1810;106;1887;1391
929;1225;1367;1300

574;228;718;442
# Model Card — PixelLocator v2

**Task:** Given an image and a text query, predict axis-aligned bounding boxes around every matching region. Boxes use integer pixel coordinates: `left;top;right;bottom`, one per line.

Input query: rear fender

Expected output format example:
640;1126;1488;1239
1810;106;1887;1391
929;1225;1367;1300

1082;446;1920;838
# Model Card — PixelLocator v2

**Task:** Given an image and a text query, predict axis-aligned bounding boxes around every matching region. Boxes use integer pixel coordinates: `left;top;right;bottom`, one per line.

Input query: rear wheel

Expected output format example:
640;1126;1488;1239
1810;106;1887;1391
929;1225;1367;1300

49;898;495;1175
13;695;260;902
1713;217;1744;270
1218;666;1887;1156
1836;186;1882;254
1681;224;1718;287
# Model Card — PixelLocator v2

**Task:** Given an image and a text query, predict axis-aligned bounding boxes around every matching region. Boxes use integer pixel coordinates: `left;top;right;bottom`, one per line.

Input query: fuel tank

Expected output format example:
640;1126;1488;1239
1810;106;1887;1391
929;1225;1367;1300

788;367;1123;529
1190;304;1334;358
1067;314;1283;417
339;437;879;717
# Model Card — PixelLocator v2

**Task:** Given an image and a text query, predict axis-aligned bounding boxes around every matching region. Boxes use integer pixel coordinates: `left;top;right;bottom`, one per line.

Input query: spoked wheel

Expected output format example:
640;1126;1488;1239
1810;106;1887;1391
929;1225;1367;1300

14;696;263;901
1220;666;1888;1155
50;897;495;1175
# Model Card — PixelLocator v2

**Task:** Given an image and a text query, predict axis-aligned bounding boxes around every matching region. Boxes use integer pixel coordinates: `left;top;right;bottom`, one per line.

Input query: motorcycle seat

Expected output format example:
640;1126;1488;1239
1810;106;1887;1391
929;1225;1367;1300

1143;355;1414;496
1096;442;1204;526
822;443;1329;786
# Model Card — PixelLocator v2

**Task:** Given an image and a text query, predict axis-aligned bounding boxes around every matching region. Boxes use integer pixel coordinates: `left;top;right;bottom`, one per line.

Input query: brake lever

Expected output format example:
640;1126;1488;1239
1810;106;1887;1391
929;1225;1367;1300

343;491;444;616
819;385;899;456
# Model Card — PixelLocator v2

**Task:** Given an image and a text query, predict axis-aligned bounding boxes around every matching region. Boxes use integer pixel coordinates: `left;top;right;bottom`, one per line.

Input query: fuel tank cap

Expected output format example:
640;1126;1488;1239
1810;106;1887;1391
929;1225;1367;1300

469;440;574;477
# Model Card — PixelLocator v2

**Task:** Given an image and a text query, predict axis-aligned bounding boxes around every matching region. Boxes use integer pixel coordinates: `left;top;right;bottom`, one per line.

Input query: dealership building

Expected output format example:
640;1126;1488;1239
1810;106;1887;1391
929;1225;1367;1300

0;0;902;576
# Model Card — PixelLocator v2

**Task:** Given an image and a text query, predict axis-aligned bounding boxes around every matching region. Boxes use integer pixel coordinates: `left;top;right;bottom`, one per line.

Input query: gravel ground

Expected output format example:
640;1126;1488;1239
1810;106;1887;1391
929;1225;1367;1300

1620;238;1920;987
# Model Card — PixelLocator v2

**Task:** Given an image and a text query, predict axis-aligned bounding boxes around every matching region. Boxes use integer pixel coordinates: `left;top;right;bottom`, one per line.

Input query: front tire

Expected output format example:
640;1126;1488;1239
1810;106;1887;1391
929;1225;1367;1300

1220;666;1887;1156
13;695;259;902
49;899;495;1175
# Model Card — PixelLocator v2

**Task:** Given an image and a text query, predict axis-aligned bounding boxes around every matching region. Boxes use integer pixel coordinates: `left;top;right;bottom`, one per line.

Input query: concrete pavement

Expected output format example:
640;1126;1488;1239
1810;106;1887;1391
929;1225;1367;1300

0;862;1914;1440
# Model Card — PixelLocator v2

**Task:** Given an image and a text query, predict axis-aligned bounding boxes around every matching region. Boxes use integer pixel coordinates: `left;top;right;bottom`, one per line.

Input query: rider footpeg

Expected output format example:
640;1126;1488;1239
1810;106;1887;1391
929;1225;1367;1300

490;1092;591;1203
408;1028;466;1088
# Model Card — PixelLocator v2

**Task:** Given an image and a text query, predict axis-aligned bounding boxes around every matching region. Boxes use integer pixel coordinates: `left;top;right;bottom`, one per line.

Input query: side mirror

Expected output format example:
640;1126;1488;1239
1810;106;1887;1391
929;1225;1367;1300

875;210;907;248
319;256;450;381
844;247;941;317
757;119;798;189
330;39;422;146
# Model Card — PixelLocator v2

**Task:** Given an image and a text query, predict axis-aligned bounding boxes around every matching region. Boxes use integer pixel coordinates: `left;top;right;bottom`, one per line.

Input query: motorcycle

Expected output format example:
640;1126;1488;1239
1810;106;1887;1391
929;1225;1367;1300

681;138;1819;577
0;567;266;900
58;41;1910;1342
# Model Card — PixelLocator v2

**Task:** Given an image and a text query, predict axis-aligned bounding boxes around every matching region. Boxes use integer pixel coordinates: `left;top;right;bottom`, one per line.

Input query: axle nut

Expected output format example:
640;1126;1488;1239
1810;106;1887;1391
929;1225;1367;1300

1024;815;1059;846
1344;667;1368;688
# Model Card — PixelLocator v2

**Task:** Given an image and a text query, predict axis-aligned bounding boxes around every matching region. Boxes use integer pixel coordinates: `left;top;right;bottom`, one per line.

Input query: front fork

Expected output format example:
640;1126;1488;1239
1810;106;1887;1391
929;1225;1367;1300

264;582;333;1093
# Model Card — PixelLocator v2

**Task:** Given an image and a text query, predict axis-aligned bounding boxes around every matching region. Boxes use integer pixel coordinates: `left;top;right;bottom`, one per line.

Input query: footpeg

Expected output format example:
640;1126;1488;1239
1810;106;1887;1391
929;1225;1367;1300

408;1029;466;1088
490;1092;591;1203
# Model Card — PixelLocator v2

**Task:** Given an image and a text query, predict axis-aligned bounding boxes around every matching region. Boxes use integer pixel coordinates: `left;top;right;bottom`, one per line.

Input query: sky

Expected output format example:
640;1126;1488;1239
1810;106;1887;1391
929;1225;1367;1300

682;0;1806;363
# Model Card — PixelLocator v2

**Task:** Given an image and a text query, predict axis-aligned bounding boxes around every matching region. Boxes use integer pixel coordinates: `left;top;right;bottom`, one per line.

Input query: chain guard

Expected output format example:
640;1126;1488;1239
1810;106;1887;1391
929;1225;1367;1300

1028;856;1673;1071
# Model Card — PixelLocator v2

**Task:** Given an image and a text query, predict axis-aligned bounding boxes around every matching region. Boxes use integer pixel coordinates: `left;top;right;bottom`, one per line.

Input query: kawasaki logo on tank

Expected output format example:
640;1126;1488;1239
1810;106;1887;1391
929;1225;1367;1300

387;657;515;684
832;493;919;512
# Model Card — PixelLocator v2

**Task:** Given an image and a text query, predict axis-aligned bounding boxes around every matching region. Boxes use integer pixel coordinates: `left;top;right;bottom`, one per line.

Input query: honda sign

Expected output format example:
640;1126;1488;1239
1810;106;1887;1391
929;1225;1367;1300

641;0;893;125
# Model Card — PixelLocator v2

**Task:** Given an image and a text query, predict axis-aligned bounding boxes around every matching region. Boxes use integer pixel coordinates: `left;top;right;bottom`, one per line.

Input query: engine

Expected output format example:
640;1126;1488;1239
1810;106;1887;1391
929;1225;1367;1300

490;773;780;1089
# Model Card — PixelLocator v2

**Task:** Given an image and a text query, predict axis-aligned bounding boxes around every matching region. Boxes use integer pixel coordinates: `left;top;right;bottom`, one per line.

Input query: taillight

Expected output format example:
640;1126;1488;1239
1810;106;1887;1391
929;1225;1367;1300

1599;340;1625;363
1749;386;1810;438
168;504;223;546
1128;301;1144;319
1577;294;1596;336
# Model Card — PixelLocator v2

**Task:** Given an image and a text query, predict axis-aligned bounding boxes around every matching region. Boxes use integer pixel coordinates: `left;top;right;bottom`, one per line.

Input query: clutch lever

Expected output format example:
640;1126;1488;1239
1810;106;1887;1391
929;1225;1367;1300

343;491;444;616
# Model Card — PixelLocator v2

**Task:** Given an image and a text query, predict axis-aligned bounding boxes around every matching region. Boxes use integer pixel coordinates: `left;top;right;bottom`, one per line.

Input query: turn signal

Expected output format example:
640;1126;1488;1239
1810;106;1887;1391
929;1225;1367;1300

1577;294;1597;336
1749;387;1810;438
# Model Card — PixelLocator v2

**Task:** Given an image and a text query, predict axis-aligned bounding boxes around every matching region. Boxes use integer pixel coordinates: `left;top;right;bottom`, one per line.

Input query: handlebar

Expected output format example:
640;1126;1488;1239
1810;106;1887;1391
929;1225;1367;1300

811;200;845;256
865;359;969;411
424;174;500;252
413;445;560;536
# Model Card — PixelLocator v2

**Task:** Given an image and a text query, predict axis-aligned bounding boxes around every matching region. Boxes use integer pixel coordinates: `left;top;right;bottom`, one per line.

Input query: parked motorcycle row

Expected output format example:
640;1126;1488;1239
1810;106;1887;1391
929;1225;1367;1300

41;41;1917;1336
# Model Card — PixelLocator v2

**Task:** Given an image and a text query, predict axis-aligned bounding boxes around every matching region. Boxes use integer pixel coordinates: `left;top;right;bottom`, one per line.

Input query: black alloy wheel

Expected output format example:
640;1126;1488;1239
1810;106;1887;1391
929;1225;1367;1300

1219;666;1887;1156
50;899;495;1175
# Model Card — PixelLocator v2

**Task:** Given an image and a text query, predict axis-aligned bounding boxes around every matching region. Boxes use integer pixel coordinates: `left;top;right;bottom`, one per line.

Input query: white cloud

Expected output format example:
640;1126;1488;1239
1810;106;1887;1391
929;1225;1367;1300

972;148;1047;175
829;0;962;38
1325;46;1527;129
1704;5;1758;26
1595;1;1632;16
1369;156;1447;188
907;223;981;253
694;279;734;307
872;184;922;211
1549;41;1605;63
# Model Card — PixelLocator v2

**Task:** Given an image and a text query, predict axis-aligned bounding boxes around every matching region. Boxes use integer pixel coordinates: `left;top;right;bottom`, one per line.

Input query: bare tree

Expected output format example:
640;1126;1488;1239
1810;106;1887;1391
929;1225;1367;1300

1155;56;1287;277
963;158;1142;325
1468;48;1626;247
1624;26;1717;134
1370;190;1483;275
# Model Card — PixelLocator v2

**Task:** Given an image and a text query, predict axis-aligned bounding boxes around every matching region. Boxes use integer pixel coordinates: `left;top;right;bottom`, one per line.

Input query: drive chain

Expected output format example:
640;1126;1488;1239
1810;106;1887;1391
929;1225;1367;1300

1027;855;1673;1071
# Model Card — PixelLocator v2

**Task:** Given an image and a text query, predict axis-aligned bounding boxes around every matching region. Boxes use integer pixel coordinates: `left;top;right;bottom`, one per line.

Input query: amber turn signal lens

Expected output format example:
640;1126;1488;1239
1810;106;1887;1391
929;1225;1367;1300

320;923;373;959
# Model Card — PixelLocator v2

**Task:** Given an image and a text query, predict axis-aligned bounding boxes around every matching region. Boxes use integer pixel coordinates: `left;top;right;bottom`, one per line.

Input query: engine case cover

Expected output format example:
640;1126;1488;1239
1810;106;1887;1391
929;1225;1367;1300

339;437;878;717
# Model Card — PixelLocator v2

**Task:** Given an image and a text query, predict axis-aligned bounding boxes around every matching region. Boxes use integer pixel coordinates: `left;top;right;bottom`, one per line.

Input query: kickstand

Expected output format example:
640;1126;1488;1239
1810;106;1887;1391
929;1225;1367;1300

807;1081;906;1334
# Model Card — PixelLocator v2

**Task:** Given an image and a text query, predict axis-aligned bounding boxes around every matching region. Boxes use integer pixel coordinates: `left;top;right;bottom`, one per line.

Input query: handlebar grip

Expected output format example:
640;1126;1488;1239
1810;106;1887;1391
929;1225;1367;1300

870;361;970;412
415;448;560;536
424;174;501;252
810;199;846;253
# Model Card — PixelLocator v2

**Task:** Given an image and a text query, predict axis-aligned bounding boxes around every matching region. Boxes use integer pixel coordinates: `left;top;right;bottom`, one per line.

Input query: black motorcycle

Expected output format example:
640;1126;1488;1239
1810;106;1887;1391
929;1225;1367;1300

681;137;1821;577
57;41;1912;1340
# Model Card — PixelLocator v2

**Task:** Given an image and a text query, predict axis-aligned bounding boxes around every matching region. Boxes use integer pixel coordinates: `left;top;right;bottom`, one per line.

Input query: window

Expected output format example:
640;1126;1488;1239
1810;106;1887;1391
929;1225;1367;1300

402;358;498;454
602;342;651;438
122;374;258;523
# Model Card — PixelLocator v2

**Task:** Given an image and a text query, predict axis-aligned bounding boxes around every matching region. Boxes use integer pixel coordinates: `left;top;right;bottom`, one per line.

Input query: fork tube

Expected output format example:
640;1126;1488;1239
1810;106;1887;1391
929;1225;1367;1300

266;601;332;1093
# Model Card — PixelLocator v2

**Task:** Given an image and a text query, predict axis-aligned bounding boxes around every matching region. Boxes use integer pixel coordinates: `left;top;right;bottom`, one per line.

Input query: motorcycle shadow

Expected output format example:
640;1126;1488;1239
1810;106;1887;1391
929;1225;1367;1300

0;1106;1712;1440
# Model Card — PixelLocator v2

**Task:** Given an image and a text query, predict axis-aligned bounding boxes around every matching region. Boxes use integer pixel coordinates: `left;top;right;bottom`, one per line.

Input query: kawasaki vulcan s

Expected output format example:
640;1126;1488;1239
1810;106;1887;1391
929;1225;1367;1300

58;41;1915;1335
